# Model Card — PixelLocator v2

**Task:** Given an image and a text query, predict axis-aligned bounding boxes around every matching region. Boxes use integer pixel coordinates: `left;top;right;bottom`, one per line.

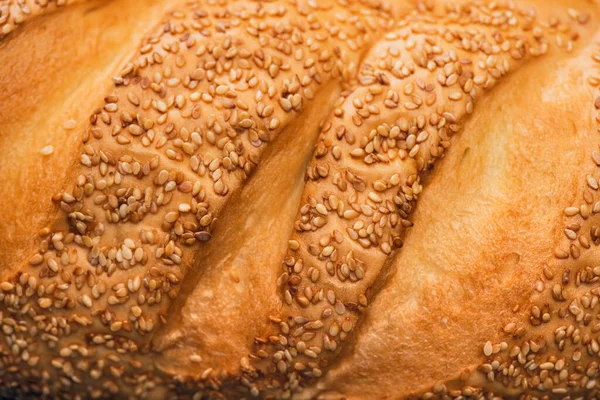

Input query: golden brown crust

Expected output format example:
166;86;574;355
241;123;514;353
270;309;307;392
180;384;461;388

0;0;85;39
311;12;600;398
248;1;596;397
2;0;600;399
300;1;600;398
0;0;391;397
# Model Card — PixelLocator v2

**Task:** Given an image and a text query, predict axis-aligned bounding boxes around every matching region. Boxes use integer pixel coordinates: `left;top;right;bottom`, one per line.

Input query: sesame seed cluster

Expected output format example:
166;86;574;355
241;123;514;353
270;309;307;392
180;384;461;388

249;2;591;398
1;0;599;399
0;0;81;38
451;36;600;398
0;0;392;398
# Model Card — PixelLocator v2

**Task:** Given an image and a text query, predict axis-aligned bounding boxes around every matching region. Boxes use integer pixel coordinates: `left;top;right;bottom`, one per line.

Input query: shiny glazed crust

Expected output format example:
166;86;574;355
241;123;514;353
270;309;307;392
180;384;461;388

1;0;600;399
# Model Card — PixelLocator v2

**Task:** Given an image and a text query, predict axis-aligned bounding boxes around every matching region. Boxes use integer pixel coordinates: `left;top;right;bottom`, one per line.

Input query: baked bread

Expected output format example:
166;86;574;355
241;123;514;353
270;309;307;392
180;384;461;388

1;0;600;398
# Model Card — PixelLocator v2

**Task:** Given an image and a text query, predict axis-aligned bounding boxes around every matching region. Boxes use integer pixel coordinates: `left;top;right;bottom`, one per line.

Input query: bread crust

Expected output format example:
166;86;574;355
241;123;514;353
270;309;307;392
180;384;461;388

1;0;600;399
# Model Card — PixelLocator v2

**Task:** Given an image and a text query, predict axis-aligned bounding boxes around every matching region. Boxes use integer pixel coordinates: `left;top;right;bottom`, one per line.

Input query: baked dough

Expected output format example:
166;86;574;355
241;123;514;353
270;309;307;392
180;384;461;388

1;0;600;398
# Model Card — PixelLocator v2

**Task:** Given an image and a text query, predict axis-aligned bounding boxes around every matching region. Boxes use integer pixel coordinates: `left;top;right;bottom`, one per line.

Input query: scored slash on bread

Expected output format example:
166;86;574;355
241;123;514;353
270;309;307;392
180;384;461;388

1;0;600;399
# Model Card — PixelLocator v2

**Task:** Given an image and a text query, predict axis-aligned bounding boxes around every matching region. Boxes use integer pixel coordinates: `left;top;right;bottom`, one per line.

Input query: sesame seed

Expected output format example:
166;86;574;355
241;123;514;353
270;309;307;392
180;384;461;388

194;231;212;242
40;145;54;155
565;206;580;216
38;298;52;309
483;341;493;356
63;119;77;130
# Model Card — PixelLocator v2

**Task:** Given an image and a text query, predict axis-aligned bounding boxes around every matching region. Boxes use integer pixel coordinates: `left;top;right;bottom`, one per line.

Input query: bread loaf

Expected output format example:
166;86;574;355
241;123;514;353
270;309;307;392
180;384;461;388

1;0;600;398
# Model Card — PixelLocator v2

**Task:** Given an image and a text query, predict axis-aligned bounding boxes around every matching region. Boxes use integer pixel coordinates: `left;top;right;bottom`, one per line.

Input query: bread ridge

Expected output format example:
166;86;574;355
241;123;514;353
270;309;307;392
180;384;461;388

0;0;84;38
299;2;600;398
0;0;393;398
248;1;593;398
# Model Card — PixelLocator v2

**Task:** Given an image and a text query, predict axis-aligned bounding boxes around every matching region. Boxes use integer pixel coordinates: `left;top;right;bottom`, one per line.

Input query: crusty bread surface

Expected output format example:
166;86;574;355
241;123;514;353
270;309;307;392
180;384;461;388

1;0;600;399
